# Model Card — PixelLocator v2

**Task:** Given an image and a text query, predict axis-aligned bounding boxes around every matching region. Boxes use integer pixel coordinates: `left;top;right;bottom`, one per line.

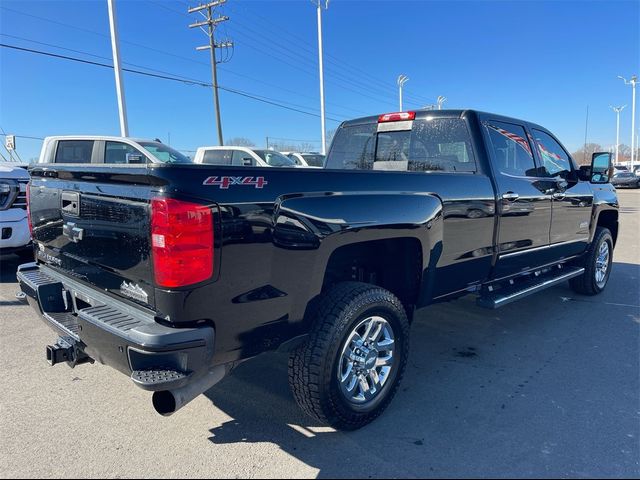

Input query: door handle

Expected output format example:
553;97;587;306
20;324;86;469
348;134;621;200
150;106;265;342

552;192;566;200
502;192;519;202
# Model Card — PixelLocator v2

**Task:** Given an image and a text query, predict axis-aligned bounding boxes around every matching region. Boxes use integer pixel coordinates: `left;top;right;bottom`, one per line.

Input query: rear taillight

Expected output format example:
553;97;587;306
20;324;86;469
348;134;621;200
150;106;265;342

26;182;33;236
151;197;214;288
378;111;416;123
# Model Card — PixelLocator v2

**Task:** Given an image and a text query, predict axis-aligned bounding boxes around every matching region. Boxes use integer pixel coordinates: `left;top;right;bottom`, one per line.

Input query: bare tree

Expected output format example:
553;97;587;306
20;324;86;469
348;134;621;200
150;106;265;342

226;137;255;147
571;143;603;165
298;142;317;153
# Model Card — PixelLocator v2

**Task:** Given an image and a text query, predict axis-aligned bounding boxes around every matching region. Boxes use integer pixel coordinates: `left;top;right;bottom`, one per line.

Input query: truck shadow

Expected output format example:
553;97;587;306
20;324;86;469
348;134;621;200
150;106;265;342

203;261;639;478
0;254;30;284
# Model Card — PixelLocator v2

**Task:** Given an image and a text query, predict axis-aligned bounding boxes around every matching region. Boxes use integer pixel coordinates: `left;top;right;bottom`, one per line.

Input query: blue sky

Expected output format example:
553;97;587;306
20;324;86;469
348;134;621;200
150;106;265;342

0;0;638;161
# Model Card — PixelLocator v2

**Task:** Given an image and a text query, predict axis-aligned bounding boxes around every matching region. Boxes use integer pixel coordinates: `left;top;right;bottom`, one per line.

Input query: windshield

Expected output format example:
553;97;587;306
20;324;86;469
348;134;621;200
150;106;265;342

301;154;325;167
138;142;192;164
254;150;296;167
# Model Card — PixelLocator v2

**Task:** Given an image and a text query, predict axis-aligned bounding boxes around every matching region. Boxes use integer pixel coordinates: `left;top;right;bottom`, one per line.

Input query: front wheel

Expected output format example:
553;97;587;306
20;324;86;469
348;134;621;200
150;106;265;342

288;282;410;430
569;227;613;295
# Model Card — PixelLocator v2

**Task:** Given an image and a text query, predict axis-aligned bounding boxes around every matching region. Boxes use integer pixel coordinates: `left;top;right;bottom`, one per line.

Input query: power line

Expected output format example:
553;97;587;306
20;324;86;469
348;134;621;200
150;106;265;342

0;133;45;140
223;1;435;106
0;43;346;123
0;5;210;67
148;1;406;108
188;0;233;145
2;3;433;107
0;34;210;86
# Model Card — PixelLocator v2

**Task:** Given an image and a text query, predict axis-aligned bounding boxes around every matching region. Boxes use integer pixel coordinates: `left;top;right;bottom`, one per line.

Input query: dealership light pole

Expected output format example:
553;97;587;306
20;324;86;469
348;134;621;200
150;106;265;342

397;75;409;111
107;0;128;137
618;75;637;168
314;1;329;155
437;95;447;110
610;105;626;164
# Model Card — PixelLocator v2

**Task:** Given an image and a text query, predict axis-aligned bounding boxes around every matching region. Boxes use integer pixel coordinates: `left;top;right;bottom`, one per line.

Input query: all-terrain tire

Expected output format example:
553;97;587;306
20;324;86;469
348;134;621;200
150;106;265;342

288;282;410;430
569;227;613;295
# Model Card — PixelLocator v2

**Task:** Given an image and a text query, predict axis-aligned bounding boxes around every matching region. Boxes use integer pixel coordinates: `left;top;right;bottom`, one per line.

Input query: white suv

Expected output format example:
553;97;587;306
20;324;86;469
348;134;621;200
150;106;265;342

0;164;31;258
194;146;299;167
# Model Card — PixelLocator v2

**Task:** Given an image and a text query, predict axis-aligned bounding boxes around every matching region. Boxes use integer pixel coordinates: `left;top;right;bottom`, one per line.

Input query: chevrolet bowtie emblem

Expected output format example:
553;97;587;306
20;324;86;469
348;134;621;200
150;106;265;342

62;222;84;243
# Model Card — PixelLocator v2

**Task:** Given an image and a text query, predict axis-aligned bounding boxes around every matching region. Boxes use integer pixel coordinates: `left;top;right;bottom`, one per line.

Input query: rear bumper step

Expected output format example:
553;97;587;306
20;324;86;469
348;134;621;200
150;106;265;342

477;266;584;309
131;369;192;390
17;262;215;391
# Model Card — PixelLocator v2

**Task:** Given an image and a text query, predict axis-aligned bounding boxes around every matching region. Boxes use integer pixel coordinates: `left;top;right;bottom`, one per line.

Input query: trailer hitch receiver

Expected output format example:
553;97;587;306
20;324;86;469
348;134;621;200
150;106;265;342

46;336;93;368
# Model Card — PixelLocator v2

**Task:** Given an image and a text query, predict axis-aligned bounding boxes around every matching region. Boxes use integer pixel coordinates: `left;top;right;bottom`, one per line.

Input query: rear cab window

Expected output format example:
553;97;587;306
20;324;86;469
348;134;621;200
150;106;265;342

54;140;94;163
325;117;476;172
301;154;325;167
202;149;233;165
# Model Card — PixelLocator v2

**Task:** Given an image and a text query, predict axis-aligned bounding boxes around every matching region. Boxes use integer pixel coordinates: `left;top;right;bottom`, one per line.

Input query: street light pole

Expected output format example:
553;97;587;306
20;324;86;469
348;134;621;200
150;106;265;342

107;0;128;137
314;1;329;155
437;95;447;110
610;105;626;164
619;75;637;169
397;75;409;111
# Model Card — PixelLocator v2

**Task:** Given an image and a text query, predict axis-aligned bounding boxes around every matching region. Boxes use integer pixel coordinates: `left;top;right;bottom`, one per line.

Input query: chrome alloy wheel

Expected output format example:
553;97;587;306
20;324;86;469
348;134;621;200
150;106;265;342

595;240;610;288
338;315;395;405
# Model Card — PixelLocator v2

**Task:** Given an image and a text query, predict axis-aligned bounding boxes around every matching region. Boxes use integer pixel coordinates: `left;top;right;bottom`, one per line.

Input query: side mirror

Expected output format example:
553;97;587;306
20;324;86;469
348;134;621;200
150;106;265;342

590;152;612;184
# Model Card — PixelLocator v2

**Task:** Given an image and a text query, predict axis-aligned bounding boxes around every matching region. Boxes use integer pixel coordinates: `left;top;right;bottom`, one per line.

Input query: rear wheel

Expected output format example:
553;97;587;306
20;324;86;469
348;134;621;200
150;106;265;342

288;282;410;430
569;227;613;295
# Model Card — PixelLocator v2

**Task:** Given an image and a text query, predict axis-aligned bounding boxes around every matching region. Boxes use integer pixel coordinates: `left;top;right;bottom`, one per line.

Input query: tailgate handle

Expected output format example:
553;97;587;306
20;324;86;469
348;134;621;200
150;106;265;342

61;191;80;216
30;168;58;178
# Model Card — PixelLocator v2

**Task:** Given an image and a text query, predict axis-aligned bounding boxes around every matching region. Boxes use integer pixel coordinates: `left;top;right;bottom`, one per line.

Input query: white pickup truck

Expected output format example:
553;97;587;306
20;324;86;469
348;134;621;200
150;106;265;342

193;146;301;167
0;163;31;258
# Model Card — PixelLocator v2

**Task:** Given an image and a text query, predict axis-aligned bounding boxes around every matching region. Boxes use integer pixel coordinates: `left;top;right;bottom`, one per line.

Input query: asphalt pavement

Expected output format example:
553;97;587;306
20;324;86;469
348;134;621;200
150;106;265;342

0;190;638;479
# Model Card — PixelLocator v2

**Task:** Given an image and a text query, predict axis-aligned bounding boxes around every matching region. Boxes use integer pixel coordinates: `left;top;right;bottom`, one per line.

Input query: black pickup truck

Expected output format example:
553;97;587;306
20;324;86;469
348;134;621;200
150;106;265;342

18;110;618;430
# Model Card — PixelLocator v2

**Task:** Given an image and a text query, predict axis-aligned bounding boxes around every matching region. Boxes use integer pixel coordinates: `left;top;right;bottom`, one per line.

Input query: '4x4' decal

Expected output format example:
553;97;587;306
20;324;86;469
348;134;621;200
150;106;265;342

203;176;268;189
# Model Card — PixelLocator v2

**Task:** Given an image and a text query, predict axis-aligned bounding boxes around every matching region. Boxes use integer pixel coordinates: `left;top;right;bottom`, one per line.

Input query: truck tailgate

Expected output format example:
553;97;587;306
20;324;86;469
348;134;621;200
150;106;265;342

29;166;159;308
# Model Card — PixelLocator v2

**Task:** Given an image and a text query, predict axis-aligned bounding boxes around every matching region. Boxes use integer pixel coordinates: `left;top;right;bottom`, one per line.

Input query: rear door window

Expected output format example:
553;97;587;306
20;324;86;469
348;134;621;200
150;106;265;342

104;141;146;164
485;121;537;177
232;150;255;166
202;149;233;165
54;140;94;163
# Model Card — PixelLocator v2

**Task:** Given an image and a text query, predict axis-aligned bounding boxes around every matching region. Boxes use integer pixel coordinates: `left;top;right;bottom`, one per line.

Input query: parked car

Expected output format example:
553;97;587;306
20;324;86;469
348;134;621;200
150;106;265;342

611;170;640;188
18;109;618;430
633;165;640;177
38;136;191;164
194;146;299;167
0;163;31;258
282;151;325;168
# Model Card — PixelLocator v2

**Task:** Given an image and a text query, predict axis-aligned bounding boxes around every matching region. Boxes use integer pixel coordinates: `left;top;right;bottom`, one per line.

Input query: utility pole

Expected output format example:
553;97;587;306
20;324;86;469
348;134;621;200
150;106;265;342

314;1;329;155
618;75;637;169
583;105;589;165
107;0;128;137
610;105;626;164
437;95;447;110
189;1;233;146
397;74;409;111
